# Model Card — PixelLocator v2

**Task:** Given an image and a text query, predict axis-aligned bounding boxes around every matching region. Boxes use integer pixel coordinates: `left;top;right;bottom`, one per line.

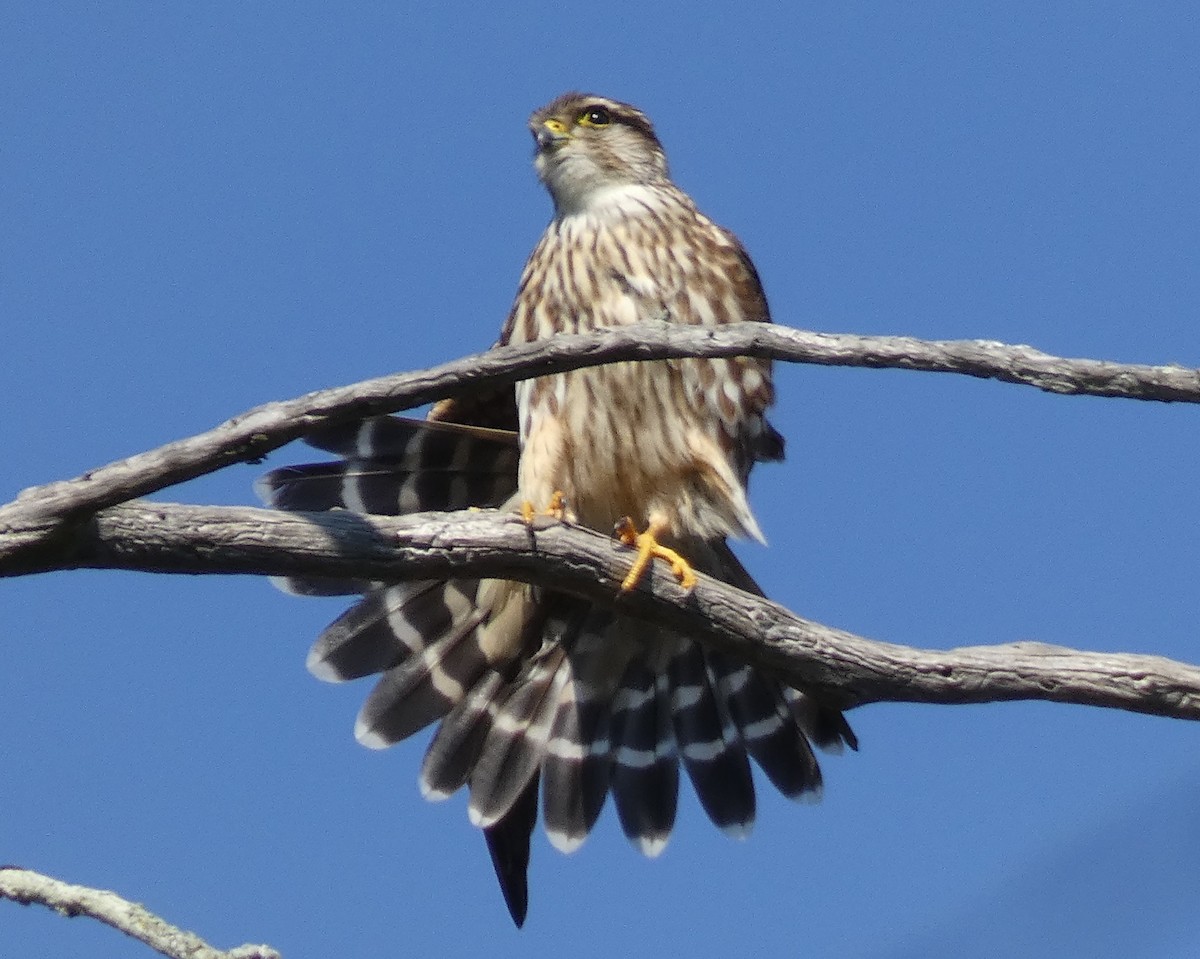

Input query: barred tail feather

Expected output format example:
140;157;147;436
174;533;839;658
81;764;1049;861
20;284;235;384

705;541;858;755
304;415;518;464
541;691;612;853
354;614;491;748
255;416;518;596
670;643;756;837
469;647;569;829
348;579;538;751
421;670;506;800
300;416;519;513
307;580;481;682
714;652;822;801
540;619;613;853
785;686;860;753
610;660;679;856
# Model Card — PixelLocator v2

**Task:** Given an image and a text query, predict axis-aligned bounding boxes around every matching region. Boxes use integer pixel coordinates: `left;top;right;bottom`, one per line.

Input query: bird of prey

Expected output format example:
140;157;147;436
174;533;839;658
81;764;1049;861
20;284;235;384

258;92;854;927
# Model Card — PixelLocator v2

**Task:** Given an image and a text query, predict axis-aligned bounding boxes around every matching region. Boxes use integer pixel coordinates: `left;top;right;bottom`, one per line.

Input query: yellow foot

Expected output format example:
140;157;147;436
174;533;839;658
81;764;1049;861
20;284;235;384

614;517;698;592
521;491;567;524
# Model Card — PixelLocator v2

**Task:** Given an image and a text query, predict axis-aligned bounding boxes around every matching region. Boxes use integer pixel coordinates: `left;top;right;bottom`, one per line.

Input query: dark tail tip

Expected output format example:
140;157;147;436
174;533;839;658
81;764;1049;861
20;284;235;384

483;774;539;928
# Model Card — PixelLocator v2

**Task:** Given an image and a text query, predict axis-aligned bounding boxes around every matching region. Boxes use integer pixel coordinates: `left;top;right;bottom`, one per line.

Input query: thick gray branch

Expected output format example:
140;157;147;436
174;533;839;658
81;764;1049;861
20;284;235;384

17;500;1200;720
0;867;280;959
4;322;1198;567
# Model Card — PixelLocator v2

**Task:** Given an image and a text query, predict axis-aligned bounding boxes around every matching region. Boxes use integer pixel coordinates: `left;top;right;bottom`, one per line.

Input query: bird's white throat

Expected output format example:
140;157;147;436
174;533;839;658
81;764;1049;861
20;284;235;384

550;180;666;222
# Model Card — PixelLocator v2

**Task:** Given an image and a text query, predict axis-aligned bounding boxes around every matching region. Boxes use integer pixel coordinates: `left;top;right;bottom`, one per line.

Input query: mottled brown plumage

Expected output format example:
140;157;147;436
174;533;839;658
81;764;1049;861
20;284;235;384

507;93;780;544
258;93;853;929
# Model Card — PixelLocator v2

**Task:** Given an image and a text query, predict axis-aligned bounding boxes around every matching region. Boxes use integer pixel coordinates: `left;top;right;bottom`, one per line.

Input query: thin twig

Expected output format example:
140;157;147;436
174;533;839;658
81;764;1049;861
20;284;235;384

0;867;280;959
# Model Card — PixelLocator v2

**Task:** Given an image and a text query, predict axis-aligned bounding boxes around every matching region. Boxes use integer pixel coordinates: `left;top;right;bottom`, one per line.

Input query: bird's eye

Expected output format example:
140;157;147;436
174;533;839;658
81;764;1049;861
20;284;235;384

578;106;612;127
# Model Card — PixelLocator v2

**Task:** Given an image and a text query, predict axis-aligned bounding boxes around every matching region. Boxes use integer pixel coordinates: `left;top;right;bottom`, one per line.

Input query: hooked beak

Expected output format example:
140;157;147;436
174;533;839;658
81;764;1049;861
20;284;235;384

533;117;570;151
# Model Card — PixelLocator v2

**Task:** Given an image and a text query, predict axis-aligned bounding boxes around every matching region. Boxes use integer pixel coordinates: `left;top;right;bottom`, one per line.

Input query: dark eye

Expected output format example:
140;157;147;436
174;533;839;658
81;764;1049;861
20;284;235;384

579;106;612;127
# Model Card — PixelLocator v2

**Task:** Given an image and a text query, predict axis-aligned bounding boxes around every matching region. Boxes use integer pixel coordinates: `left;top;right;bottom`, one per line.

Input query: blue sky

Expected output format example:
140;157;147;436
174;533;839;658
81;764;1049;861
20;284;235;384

4;3;1199;956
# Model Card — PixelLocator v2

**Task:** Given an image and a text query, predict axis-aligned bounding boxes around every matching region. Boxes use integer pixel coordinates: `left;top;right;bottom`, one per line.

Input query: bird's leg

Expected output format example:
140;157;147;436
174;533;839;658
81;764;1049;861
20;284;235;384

521;490;567;523
614;516;698;592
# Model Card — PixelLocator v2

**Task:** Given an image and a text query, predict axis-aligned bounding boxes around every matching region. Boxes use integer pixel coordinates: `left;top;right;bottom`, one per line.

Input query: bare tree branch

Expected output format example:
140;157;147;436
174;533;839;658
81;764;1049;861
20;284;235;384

11;500;1200;721
6;328;1199;951
4;322;1198;568
0;867;280;959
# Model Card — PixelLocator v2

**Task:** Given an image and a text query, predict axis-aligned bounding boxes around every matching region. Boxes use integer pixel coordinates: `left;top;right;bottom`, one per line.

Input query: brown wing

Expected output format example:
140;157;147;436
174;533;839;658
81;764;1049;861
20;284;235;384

428;385;519;432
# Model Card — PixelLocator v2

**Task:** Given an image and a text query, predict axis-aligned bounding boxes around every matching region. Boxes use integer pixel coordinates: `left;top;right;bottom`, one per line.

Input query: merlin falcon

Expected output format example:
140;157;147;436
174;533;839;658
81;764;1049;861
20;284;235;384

259;92;855;926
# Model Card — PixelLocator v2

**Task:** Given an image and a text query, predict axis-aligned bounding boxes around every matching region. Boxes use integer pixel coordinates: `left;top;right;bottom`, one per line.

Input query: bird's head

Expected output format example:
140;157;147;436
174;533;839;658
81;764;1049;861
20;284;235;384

529;93;670;216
